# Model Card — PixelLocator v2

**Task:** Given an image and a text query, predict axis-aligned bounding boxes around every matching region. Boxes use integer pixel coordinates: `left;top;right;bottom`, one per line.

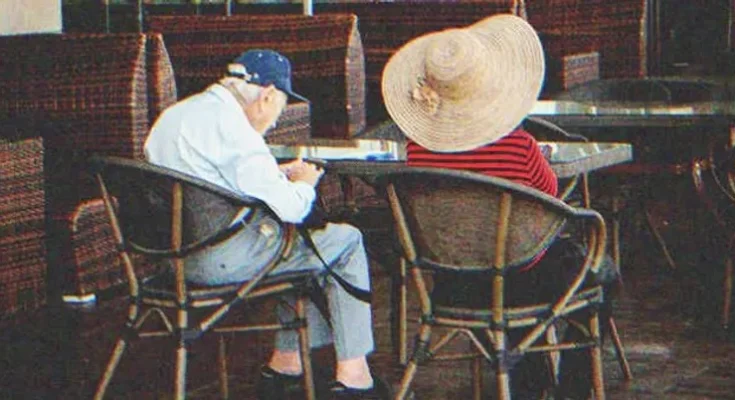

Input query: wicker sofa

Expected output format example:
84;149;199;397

0;120;47;320
0;33;177;306
146;13;364;140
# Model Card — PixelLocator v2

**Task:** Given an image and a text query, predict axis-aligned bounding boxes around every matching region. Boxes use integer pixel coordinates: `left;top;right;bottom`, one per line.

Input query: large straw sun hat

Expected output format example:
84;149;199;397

381;14;545;152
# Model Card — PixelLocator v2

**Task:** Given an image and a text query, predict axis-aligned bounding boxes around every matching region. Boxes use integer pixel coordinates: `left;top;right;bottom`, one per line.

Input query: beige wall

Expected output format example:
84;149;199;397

1;0;62;35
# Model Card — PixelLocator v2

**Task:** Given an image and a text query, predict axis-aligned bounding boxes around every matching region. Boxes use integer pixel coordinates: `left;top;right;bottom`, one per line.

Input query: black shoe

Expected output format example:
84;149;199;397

256;365;331;400
329;376;393;399
255;365;304;400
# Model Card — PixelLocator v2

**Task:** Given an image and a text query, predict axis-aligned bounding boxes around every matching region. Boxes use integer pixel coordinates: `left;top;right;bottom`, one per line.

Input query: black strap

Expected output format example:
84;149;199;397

297;226;372;304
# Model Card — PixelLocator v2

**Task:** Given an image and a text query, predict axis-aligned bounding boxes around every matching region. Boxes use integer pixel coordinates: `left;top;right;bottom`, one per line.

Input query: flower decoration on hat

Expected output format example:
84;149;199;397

412;76;441;116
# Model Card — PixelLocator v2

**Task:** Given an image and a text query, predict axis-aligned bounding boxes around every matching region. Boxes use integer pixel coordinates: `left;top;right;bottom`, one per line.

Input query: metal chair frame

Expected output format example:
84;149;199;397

692;139;735;329
88;155;318;400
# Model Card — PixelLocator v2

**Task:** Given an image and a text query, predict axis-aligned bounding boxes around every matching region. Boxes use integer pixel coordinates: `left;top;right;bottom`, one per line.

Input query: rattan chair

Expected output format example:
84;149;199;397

693;141;735;329
377;167;608;400
88;155;320;400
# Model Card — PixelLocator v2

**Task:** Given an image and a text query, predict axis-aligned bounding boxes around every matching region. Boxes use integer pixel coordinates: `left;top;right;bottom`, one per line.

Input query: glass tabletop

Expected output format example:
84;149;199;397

268;139;405;162
269;140;632;178
540;141;632;177
530;77;735;128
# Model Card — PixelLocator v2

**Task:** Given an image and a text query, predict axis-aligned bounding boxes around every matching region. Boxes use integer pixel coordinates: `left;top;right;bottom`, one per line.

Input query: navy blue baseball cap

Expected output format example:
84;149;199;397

227;49;308;102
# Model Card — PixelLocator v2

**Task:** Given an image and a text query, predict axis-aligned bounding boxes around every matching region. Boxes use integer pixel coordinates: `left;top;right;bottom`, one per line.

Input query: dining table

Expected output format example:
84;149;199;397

269;138;633;180
270;137;633;364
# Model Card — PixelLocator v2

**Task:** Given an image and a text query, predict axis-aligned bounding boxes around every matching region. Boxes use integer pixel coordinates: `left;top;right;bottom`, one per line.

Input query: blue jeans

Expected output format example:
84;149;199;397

184;211;375;361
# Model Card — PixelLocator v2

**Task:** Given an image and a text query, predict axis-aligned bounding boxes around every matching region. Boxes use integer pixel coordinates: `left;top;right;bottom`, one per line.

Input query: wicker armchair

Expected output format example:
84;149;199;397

0;33;178;300
377;167;608;400
88;155;320;400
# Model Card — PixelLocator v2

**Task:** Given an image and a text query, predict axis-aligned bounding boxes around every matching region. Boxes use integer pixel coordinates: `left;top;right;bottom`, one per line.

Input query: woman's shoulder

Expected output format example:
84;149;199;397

504;127;537;143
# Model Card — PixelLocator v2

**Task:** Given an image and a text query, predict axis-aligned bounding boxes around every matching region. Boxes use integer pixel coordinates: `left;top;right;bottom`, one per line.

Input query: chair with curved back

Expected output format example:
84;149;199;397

377;167;608;400
88;155;320;400
692;139;735;329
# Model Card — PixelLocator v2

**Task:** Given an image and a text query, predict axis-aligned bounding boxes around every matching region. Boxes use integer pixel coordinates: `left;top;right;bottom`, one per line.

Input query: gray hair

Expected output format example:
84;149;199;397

218;76;263;104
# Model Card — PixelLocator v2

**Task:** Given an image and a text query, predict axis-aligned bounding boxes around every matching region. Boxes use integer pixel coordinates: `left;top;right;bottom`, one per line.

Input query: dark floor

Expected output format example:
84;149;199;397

2;208;735;400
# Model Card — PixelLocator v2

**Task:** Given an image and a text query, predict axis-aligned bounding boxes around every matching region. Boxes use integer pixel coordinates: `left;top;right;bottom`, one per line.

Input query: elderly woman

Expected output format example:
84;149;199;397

381;14;618;400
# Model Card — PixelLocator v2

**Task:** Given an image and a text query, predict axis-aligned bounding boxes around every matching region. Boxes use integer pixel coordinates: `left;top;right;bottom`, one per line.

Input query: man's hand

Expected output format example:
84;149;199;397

279;158;304;174
282;159;324;187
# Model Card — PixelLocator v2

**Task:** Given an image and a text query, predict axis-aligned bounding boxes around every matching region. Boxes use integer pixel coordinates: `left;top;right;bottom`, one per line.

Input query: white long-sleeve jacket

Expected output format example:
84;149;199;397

144;84;315;223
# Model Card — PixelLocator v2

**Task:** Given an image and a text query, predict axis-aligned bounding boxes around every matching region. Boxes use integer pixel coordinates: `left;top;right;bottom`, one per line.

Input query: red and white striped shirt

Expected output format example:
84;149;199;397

406;127;558;197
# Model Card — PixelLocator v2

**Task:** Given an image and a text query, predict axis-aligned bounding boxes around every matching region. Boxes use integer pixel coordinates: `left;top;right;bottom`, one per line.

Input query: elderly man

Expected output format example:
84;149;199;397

144;49;389;400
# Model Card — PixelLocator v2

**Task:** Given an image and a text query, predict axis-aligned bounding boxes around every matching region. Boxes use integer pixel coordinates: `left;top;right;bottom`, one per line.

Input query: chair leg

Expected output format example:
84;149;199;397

296;297;316;400
495;369;511;400
723;255;733;330
546;324;560;386
471;355;483;400
396;324;431;400
218;335;229;399
174;343;188;400
93;338;129;400
397;257;408;365
589;314;606;400
608;317;632;380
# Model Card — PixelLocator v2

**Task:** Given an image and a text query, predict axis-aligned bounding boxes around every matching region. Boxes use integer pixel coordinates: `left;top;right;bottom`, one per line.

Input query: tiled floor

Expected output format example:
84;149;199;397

2;214;735;399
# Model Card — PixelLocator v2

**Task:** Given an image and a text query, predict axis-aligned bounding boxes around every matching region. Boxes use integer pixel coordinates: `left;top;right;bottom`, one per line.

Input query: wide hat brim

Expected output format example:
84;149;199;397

382;14;545;152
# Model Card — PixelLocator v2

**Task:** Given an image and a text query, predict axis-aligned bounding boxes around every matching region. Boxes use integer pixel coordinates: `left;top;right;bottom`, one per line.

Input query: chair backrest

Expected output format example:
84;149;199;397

522;116;588;143
88;155;276;258
378;167;579;273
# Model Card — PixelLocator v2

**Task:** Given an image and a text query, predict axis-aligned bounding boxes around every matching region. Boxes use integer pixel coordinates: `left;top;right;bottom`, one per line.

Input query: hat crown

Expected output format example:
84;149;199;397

227;49;307;102
231;49;292;91
382;14;544;152
423;30;492;102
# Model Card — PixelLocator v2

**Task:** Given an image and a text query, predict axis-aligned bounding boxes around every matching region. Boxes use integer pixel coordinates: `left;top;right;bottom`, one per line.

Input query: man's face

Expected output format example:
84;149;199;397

263;89;288;134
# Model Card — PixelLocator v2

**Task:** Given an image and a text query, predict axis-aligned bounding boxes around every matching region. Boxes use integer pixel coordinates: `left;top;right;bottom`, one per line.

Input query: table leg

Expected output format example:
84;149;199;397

393;257;408;365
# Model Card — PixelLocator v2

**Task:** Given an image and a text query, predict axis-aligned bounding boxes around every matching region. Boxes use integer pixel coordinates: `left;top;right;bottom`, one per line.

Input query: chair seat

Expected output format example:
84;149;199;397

141;269;322;304
431;286;604;327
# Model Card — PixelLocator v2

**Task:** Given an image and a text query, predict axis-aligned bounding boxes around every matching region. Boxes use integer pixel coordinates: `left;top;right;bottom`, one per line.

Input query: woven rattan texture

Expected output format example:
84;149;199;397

528;0;647;82
146;33;178;126
320;1;518;126
0;135;46;318
264;102;312;145
0;33;179;298
69;199;158;295
395;176;564;269
544;51;600;95
146;13;365;139
0;34;149;158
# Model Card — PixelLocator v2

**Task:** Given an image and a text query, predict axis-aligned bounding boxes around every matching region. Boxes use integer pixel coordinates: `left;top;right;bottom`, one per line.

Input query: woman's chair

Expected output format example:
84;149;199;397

88;155;320;400
377;167;608;400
